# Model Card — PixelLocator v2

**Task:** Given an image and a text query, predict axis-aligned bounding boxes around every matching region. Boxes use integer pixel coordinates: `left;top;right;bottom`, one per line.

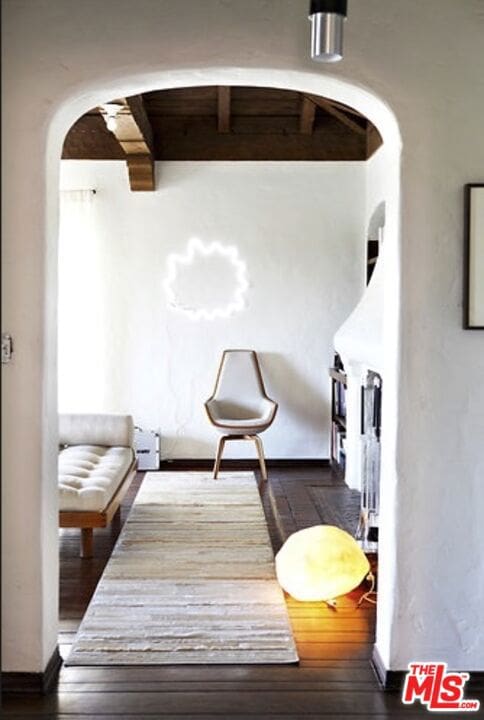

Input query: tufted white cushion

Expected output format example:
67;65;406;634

59;445;134;512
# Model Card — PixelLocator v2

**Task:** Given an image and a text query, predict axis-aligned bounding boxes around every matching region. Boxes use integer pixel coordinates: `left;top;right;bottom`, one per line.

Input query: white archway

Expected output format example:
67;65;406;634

5;0;484;684
7;65;402;675
52;65;402;664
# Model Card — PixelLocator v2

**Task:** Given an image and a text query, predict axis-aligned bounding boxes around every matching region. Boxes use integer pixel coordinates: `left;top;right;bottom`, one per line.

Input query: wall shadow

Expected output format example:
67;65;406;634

260;351;328;431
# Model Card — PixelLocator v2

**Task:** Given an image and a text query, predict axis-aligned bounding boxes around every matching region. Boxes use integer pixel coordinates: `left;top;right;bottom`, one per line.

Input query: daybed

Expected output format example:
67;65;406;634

58;413;137;558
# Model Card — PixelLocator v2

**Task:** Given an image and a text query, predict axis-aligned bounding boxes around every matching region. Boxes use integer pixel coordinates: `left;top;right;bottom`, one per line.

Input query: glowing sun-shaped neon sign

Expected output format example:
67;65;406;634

163;238;249;320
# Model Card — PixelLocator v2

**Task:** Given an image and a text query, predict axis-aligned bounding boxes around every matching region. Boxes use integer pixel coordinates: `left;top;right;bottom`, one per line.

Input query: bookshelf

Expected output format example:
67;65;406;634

329;353;347;477
356;370;382;550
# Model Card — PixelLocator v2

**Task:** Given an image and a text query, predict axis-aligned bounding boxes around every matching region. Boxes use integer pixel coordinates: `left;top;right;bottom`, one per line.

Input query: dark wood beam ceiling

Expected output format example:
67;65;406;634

63;86;383;175
306;94;367;137
299;96;317;135
97;95;155;191
217;86;231;133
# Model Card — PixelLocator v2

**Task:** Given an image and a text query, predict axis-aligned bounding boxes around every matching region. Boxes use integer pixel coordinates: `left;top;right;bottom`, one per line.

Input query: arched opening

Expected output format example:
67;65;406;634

4;4;484;707
2;64;401;685
51;68;401;671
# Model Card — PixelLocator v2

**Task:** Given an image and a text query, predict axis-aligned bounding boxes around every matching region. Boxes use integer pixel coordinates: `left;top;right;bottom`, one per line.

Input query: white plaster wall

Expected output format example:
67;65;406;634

2;0;484;675
364;144;402;662
365;146;392;242
334;144;403;661
469;188;484;326
58;160;366;459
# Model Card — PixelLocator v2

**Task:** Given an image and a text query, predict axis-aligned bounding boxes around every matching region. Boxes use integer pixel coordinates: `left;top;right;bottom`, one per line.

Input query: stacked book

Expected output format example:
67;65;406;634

332;422;346;466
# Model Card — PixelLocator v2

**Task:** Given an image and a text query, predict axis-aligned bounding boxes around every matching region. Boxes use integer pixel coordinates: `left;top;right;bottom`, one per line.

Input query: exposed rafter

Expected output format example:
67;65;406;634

125;96;154;154
217;86;231;133
307;94;367;136
63;86;382;164
299;96;317;135
325;97;364;118
126;156;156;192
100;95;155;191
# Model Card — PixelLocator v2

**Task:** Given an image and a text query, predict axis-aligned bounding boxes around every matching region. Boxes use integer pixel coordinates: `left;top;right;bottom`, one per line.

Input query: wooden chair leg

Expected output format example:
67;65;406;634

253;434;268;481
80;528;93;559
213;435;227;479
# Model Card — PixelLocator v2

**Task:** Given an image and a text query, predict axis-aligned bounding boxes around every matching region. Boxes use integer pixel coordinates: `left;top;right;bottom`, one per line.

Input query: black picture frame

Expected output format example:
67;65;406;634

464;183;484;329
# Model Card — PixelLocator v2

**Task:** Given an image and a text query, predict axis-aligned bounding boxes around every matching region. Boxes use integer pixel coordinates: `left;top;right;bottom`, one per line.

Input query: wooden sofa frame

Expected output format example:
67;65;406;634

59;458;137;558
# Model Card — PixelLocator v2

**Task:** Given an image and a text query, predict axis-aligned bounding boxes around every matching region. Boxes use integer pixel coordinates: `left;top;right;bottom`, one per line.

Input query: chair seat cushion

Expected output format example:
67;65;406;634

59;445;134;512
205;397;276;435
213;417;272;433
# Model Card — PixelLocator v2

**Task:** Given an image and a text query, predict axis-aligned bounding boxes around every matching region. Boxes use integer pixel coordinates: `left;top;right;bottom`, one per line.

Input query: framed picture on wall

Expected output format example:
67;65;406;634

464;183;484;329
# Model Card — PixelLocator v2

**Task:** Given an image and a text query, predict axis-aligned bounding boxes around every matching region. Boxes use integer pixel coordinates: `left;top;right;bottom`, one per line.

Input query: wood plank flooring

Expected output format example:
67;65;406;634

3;466;436;718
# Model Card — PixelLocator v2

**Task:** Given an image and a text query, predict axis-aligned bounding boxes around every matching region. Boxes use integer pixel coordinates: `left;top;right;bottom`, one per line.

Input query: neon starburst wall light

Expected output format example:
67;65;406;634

163;237;249;321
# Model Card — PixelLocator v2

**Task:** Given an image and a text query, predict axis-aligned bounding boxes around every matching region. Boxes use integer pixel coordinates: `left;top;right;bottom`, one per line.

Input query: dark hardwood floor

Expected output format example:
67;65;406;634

3;466;437;718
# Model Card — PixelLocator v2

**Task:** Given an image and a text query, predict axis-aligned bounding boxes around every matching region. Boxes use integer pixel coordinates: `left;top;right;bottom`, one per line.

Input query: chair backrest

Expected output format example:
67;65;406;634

212;350;268;405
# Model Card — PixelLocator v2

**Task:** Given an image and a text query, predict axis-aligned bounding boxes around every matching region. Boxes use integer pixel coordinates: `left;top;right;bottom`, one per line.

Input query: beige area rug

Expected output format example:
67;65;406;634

66;472;298;665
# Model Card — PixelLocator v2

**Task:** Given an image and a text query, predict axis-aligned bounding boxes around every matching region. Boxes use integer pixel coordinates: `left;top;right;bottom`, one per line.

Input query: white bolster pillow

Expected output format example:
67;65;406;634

59;413;134;448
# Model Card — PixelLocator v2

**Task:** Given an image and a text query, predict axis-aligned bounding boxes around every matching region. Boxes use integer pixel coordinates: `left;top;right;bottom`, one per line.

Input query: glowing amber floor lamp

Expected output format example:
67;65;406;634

275;525;374;607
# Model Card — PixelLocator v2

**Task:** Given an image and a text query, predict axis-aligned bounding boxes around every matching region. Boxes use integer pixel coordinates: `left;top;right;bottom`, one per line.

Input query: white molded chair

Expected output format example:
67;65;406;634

205;349;278;480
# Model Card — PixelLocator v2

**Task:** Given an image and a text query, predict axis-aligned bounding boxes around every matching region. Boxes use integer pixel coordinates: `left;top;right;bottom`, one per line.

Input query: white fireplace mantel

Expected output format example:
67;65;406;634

333;246;384;491
334;247;384;376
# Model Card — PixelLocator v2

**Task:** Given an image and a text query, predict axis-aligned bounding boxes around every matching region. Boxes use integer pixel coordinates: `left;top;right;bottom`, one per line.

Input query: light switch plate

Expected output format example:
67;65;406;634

2;334;13;364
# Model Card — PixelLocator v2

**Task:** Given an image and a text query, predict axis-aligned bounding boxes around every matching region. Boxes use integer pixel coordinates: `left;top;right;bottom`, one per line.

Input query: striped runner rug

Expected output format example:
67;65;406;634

66;471;298;665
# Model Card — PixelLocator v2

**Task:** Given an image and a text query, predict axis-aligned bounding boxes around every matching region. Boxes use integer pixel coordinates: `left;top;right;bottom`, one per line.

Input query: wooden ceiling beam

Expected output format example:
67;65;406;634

150;116;366;160
217;86;231;133
126;156;155;192
105;97;153;155
299;96;316;135
64;87;378;163
306;94;367;136
324;98;363;118
100;95;155;191
125;95;154;153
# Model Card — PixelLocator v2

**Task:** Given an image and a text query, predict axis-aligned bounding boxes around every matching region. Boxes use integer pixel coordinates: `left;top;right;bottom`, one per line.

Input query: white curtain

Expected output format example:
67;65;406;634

58;189;107;412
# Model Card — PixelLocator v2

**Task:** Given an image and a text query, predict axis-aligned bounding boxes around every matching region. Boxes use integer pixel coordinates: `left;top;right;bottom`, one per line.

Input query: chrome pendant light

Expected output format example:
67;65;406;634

309;0;347;63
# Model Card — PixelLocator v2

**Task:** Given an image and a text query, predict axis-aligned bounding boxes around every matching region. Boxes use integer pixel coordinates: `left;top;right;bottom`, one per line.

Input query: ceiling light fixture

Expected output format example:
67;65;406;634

309;0;347;63
100;103;123;133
